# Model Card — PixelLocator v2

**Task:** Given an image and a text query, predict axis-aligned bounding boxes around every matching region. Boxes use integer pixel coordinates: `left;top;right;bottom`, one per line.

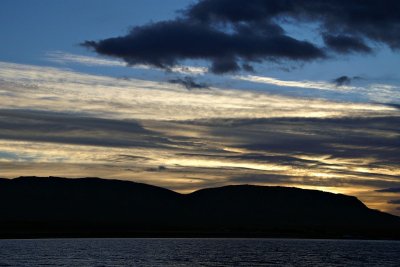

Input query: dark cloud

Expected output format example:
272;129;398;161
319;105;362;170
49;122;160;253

241;63;255;72
377;188;400;193
323;35;372;54
186;0;400;49
388;199;400;204
83;0;400;74
332;75;362;86
147;165;168;172
0;109;170;148
115;154;150;162
333;76;353;86
168;76;208;90
83;20;323;74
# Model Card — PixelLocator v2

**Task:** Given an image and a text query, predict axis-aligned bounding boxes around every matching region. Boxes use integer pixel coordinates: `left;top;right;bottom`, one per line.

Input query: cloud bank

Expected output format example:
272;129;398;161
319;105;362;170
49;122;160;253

83;0;400;73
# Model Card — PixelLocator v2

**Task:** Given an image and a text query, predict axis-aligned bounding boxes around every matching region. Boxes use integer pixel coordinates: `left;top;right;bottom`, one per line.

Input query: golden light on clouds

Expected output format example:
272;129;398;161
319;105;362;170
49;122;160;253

0;61;399;216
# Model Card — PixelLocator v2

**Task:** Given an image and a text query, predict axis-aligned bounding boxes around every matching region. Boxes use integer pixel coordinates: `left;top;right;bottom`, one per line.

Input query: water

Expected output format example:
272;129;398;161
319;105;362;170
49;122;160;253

0;238;399;266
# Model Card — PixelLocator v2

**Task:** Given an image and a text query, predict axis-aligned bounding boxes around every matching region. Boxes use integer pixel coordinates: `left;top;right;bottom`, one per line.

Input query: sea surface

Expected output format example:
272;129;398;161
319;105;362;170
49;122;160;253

0;238;399;266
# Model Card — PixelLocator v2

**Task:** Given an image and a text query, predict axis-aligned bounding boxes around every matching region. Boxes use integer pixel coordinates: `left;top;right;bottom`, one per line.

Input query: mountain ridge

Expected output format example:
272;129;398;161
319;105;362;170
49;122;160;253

1;176;399;239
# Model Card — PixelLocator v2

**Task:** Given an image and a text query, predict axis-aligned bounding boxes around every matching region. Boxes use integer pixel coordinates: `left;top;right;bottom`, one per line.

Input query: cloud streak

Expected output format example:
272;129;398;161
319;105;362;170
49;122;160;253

235;75;353;91
235;74;400;104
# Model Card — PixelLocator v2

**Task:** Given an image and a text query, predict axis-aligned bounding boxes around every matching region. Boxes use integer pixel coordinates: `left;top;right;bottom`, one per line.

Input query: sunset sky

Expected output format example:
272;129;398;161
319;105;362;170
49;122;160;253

1;0;399;215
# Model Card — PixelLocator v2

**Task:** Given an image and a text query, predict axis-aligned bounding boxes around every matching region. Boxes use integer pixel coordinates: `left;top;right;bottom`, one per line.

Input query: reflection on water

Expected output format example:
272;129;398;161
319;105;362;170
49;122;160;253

0;238;399;266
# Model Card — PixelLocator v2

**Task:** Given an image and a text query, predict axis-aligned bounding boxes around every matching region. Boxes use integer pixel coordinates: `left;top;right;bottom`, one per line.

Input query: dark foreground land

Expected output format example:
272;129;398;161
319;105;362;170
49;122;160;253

1;177;399;239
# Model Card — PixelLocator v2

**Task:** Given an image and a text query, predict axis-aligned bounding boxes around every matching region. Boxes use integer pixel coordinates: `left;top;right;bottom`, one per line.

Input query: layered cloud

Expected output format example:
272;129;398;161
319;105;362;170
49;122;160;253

83;0;400;73
2;61;397;121
0;60;399;215
0;110;399;214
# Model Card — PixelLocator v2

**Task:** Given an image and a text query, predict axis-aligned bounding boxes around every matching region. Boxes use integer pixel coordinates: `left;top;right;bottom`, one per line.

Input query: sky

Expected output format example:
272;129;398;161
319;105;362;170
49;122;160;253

0;0;399;215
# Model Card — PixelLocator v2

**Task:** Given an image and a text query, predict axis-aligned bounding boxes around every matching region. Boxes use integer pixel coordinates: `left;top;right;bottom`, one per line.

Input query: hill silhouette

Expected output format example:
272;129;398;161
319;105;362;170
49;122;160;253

1;176;399;239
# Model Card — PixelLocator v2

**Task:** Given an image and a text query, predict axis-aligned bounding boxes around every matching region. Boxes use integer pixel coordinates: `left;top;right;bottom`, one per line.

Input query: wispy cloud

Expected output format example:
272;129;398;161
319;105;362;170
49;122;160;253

235;74;400;104
235;74;351;91
46;51;126;67
46;51;208;75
